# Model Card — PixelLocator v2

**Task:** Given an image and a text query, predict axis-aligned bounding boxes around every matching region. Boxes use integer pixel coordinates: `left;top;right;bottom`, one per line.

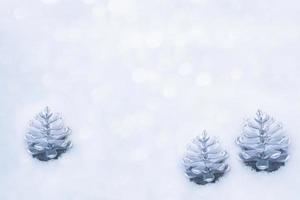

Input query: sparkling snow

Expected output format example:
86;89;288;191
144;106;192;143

1;0;300;199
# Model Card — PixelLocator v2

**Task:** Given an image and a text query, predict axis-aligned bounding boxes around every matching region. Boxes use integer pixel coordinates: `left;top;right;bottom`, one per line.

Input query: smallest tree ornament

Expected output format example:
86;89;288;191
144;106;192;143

183;131;229;185
237;110;289;172
25;107;72;161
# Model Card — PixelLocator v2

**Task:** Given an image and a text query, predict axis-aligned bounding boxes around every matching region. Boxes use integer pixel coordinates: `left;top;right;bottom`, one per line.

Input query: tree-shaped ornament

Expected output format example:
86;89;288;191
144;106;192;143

25;107;72;161
183;131;229;185
237;110;289;172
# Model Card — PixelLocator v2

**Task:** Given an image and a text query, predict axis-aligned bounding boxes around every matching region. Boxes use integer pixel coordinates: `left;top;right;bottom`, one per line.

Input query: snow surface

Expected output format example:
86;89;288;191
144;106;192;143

1;0;300;199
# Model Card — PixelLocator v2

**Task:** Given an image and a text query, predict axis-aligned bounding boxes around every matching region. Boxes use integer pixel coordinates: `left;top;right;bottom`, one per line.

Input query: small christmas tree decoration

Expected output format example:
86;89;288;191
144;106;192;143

237;110;289;172
183;131;229;185
25;107;72;161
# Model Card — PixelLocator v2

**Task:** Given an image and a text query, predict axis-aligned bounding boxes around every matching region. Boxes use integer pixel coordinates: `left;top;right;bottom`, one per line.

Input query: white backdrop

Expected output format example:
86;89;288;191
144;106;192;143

1;0;300;199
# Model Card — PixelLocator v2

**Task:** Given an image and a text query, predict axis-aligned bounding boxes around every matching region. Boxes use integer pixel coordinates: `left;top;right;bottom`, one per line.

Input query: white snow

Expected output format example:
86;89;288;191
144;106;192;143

195;72;212;87
1;0;300;199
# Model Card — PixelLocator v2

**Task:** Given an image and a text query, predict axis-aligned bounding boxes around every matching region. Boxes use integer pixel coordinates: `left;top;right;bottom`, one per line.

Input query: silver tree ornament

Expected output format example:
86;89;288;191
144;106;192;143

25;107;72;161
237;110;289;172
183;131;229;185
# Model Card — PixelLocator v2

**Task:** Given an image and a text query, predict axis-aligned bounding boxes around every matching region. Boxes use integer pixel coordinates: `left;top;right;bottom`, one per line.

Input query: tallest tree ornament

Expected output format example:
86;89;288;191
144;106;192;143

237;110;289;172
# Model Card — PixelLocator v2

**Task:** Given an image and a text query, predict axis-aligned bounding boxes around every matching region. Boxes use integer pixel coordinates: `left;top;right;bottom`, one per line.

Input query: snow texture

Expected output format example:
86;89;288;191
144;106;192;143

1;0;300;199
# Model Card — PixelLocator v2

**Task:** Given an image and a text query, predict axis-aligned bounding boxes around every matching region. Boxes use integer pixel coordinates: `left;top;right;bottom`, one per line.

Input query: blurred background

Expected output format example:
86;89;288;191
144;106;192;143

0;0;300;199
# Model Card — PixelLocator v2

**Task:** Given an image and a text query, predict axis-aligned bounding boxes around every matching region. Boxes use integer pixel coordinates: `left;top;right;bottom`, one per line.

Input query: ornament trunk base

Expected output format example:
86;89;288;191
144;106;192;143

189;171;226;185
244;160;285;172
